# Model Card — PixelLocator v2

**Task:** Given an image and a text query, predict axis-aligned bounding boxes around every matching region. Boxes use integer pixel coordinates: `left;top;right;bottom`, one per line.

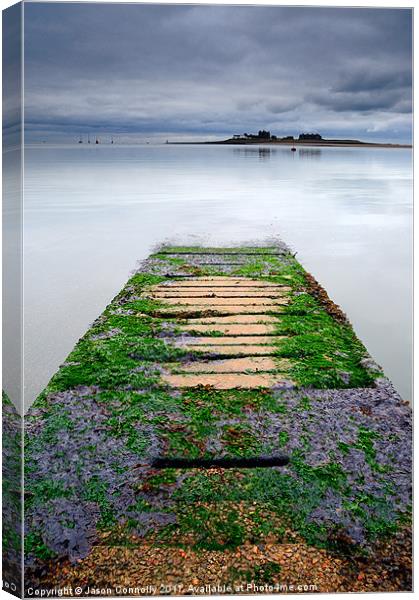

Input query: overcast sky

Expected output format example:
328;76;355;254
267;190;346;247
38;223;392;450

24;3;412;143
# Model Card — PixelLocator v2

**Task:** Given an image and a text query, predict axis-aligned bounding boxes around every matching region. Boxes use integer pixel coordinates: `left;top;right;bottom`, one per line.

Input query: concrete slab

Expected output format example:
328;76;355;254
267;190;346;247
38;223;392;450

173;357;291;373
161;373;292;389
149;290;289;298
181;345;278;355
156;305;285;315
182;314;278;324
152;286;291;293
157;297;287;306
174;335;282;345
180;324;277;335
158;279;283;287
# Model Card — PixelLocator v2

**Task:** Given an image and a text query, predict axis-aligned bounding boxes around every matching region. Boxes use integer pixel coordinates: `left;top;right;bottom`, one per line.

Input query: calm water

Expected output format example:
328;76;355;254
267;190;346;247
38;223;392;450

21;144;412;407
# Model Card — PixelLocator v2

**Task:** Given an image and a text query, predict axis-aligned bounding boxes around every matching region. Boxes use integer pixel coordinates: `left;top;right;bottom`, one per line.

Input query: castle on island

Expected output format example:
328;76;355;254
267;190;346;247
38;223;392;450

232;130;323;142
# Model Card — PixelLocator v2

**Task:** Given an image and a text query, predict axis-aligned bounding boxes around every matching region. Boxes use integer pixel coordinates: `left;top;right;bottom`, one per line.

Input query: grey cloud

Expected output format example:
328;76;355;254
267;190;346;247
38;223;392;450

333;69;412;94
308;88;409;114
23;3;412;143
266;100;301;114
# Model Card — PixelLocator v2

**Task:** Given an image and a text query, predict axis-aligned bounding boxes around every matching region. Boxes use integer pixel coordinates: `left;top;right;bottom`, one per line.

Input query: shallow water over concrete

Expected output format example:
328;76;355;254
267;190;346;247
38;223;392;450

20;144;412;407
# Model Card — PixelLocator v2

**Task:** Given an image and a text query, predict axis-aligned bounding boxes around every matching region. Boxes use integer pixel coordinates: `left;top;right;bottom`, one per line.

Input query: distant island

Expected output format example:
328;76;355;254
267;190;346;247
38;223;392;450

169;130;411;148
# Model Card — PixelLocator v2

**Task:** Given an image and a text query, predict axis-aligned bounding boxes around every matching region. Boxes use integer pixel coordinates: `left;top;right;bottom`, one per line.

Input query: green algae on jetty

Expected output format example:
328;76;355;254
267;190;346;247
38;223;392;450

24;244;412;593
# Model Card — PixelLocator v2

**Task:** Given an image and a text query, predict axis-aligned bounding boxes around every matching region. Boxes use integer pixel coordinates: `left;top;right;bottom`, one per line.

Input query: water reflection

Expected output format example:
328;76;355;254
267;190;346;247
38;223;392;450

233;146;277;159
298;148;322;158
233;146;323;160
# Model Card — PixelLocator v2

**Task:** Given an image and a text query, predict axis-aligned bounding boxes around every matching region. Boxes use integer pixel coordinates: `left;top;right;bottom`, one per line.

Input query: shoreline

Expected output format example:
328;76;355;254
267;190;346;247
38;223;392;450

168;140;412;149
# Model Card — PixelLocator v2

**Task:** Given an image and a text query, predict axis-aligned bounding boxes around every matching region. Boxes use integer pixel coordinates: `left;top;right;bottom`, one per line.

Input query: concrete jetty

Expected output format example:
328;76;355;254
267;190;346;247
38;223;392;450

23;244;412;593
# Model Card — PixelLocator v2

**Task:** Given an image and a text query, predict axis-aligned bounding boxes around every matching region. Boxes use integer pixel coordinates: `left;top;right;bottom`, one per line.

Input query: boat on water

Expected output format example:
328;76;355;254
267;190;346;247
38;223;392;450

291;146;296;152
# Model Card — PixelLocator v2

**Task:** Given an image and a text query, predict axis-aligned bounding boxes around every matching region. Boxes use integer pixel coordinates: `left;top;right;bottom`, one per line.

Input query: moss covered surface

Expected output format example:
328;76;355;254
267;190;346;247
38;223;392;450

24;245;412;591
2;393;23;593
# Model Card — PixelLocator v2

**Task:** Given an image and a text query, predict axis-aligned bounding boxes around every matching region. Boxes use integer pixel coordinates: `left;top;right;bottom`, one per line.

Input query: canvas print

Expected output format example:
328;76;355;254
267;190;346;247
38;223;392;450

2;1;413;597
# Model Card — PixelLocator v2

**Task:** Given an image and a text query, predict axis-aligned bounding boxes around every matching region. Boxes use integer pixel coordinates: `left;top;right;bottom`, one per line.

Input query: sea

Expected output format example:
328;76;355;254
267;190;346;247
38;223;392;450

17;143;412;407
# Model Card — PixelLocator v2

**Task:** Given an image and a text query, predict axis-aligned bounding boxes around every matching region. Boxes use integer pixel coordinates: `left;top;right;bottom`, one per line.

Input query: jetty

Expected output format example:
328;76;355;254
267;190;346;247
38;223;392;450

23;243;411;593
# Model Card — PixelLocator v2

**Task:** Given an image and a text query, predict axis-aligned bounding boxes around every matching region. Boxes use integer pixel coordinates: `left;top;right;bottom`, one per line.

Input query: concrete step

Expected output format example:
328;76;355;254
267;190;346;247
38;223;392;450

155;305;285;315
152;286;291;293
155;297;288;306
162;373;292;389
180;323;277;335
181;314;278;324
149;290;289;298
171;356;290;373
172;335;283;346
158;278;284;287
180;345;278;356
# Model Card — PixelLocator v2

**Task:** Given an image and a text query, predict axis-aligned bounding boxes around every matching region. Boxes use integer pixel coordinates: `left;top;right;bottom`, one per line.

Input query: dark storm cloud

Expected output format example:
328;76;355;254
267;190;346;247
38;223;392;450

23;3;412;142
309;88;411;113
333;69;412;94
